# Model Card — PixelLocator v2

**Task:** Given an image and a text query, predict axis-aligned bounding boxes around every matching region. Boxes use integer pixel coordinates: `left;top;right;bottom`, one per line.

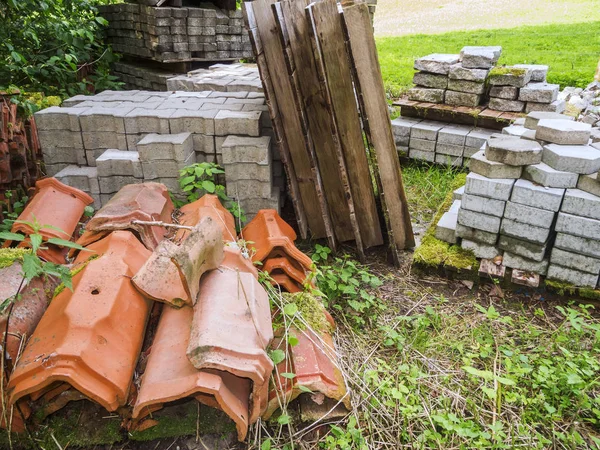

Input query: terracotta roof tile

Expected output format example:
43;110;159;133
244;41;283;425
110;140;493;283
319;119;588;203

271;273;303;293
263;256;310;286
176;194;236;243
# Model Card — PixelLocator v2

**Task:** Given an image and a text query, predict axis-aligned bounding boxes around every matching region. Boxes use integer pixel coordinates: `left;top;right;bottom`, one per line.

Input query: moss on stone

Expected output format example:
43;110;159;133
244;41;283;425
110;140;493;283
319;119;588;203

281;292;333;333
489;67;528;78
0;248;30;269
545;279;600;302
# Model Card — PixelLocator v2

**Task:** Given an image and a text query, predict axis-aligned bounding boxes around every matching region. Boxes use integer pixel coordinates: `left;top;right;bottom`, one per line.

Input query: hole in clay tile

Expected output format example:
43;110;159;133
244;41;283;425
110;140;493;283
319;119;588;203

91;288;100;295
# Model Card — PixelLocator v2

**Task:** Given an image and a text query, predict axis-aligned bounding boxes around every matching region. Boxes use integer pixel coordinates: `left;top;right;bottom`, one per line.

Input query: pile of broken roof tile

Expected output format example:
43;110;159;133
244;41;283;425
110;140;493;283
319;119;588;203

0;178;349;441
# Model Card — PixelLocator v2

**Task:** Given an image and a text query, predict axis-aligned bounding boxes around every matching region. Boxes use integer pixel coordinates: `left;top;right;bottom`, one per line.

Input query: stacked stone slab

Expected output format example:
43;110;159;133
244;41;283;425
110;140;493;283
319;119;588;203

98;3;252;63
408;54;459;104
167;64;263;92
113;61;181;91
435;109;600;288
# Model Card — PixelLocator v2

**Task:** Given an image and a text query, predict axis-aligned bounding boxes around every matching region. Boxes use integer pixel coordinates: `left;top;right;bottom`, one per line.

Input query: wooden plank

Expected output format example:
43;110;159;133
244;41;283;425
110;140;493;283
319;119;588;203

280;0;381;249
246;0;335;244
243;3;308;239
307;0;385;251
341;1;415;261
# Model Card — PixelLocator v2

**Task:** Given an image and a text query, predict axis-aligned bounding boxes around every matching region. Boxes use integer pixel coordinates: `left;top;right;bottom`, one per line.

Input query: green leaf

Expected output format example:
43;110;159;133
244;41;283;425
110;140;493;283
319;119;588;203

283;303;298;316
269;349;285;365
47;238;91;251
261;439;272;450
21;253;42;280
30;233;42;252
277;414;290;425
281;372;295;379
202;180;216;193
287;335;299;347
463;366;494;381
194;166;205;177
181;176;196;186
297;385;313;393
0;231;25;242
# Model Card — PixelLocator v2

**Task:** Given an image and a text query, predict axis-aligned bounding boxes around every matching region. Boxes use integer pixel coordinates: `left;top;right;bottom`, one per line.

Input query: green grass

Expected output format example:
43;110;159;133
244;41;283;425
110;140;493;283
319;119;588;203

376;21;600;97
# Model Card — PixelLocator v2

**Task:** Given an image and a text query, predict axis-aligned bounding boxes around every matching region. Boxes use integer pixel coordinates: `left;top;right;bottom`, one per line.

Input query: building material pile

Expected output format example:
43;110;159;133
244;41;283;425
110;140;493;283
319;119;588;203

245;0;413;264
436;111;600;288
167;63;263;92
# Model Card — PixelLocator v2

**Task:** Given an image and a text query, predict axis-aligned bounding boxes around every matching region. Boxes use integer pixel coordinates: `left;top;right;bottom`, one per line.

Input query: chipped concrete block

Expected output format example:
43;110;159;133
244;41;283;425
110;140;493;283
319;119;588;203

221;135;270;165
551;247;600;274
458;208;501;233
513;64;548;82
503;201;555;228
500;218;550;244
498;235;547;262
461;239;502;259
523;162;579;188
486;135;543;166
536;119;592;145
555;232;600;259
461;193;505;217
542;144;600;175
555;212;600;240
96;149;143;178
407;87;445;103
518;83;559;103
577;172;600;197
510;179;564;212
547;264;599;288
445;91;481;107
455;223;498;245
414;53;460;74
503;252;548;275
448;65;489;82
511;269;541;288
413;72;448;89
561;188;600;220
460;46;501;69
137;132;193;162
465;172;515;201
54;165;100;194
214;110;261;136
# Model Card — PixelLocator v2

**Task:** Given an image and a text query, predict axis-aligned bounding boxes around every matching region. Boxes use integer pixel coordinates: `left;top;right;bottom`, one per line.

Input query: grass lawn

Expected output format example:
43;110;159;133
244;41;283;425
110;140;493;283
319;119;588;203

376;22;600;96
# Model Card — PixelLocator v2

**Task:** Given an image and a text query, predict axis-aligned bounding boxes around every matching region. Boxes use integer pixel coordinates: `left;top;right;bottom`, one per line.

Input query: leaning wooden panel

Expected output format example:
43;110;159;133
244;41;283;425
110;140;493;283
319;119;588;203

342;1;415;259
247;0;331;241
278;0;358;245
243;2;308;238
307;0;384;250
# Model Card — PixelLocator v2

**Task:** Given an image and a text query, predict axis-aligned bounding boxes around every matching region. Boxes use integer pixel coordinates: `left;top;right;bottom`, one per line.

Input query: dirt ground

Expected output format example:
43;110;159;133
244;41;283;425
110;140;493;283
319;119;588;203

374;0;600;36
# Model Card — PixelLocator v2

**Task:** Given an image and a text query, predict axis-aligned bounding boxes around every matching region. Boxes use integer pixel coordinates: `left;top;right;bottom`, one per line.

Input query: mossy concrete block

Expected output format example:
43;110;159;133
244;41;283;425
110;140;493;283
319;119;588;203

458;208;501;233
551;247;600;274
486;135;543;166
536;119;592;145
413;72;448;89
462;193;506;217
561;188;600;220
465;172;515;200
448;64;489;82
504;201;555;228
503;252;549;275
523;162;579;188
498;235;547;262
461;239;502;259
500;218;550;244
408;87;445;103
577;172;600;197
547;264;599;288
510;178;564;212
435;210;458;244
488;67;532;88
414;53;460;74
555;232;600;259
518;83;559;103
513;64;549;82
542;144;600;175
555;212;600;240
456;223;498;245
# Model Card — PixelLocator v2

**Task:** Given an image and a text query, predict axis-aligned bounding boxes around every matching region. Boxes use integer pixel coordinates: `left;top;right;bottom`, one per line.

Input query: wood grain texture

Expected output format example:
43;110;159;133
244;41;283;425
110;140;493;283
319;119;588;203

308;0;384;249
342;1;415;260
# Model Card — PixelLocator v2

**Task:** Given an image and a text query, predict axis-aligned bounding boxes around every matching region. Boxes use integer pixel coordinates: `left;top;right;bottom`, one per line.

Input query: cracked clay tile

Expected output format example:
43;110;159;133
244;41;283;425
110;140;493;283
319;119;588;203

263;256;311;286
12;178;93;241
271;273;303;293
176;194;236;243
133;305;251;441
85;183;174;250
221;245;258;278
68;228;109;259
240;210;313;270
8;231;152;413
187;269;273;423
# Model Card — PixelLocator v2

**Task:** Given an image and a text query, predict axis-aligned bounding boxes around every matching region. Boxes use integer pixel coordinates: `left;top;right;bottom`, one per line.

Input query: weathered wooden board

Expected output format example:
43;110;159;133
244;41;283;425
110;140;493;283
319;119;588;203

342;1;415;262
277;0;366;248
247;0;334;245
308;0;384;250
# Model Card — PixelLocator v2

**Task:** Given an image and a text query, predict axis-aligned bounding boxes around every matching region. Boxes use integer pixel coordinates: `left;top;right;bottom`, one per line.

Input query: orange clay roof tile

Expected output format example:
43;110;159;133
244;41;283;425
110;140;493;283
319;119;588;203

270;273;303;293
221;245;259;278
85;183;174;250
176;194;237;243
8;231;152;413
132;305;251;441
263;256;311;286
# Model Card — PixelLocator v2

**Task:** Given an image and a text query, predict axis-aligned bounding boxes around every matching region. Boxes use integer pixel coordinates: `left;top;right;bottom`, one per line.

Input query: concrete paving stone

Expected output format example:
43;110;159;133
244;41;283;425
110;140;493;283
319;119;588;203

448;64;489;82
524;111;573;130
489;97;525;112
61;94;89;107
192;134;215;154
44;162;71;177
525;99;566;114
445;91;481;107
498;235;547;262
555;232;600;259
520;129;538;141
547;264;599;288
169;109;217;135
461;239;502;259
413;72;448;89
137;132;193;162
536;119;592;145
414;53;460;74
542;143;600;174
510;178;564;211
555;212;600;240
410;138;436;152
226;179;273;200
436;143;464;156
561;188;600;220
453;185;465;201
435;154;463;167
513;64;548;82
503;252;548;275
489;86;518;100
523;162;579;188
79;106;134;133
513;118;526;126
486;135;543;166
465;128;496;148
141;152;195;180
462;193;505;217
458;208;501;233
500;218;550;244
590;128;600;143
438;125;471;146
448;199;461;214
551;247;600;274
447;79;486;95
98;175;142;194
504;201;555;228
96;149;143;178
214;110;261;136
409;149;435;162
124;108;175;134
518;83;559;103
82;131;127;151
38;130;83;150
460;46;502;69
435;210;458;244
488;67;532;87
54;165;100;194
464;146;481;158
502;125;528;138
42;145;87;167
455;223;498;245
391;117;422;140
465;172;515;200
407;87;445;103
223;161;272;183
34;106;88;131
221;136;270;165
411;120;445;141
125;133;148;152
577;172;600;197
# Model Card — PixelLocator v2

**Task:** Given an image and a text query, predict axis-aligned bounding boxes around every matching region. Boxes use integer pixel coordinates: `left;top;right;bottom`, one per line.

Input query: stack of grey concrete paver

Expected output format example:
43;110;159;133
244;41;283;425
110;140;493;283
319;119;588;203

408;54;459;104
98;3;252;63
166;63;263;93
436;110;600;288
112;61;181;91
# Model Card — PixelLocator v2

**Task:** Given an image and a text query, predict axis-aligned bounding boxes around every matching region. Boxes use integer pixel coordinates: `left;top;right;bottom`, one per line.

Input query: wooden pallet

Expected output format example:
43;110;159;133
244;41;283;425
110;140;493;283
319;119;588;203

393;99;524;130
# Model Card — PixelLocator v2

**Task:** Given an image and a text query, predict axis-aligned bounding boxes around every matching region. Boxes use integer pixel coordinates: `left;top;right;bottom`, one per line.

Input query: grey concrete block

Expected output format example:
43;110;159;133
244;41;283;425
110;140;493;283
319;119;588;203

577;172;600;197
504;201;555;228
489;98;525;112
461;239;502;259
525;100;566;114
239;189;281;218
414;53;460;74
547;264;599;288
137;132;193;162
465;128;495;149
221;136;270;165
551;247;600;274
410;138;436;152
98;175;141;194
192;134;215;154
518;83;559;103
79;107;134;133
413;72;448;89
489;86;518;100
536;119;592;145
448;65;488;82
445;91;481;107
510;178;564;212
435;154;463;167
503;252;548;275
214;110;261;136
411;120;445;141
502;125;528;138
464;146;481;158
34;106;88;131
38;130;83;149
488;67;532;88
500;218;550;244
409;150;435;162
462;193;506;217
561;188;600;220
555;212;600;240
453;185;465;201
447;79;485;94
465;172;515;201
542;144;600;175
42;145;86;166
513;64;548;82
460;46;501;69
407;87;445;103
224;162;272;183
436;143;464;156
498;235;547;262
226;179;273;200
96;149;143;178
54;165;100;194
555;232;600;259
458;208;501;233
124;108;174;134
523;162;579;188
455;223;498;245
391;117;422;140
438;125;471;146
141;151;195;180
524;112;572;130
486;135;543;166
44;163;71;177
82;131;127;151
